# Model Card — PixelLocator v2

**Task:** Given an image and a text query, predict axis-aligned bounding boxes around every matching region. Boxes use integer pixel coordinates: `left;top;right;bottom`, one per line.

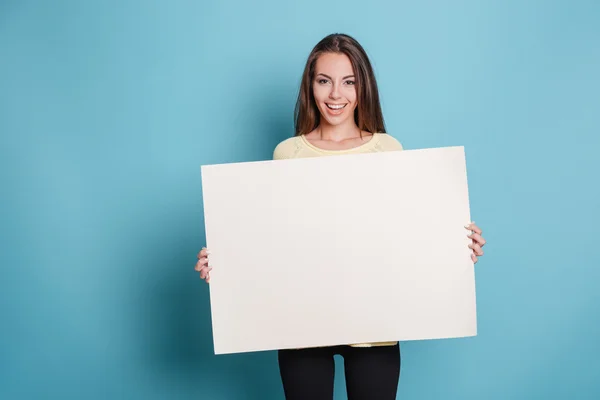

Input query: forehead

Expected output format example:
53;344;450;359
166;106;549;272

314;52;354;76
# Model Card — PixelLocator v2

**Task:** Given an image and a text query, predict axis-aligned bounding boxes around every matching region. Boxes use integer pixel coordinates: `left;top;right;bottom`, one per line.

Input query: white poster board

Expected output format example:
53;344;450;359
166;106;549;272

201;146;477;355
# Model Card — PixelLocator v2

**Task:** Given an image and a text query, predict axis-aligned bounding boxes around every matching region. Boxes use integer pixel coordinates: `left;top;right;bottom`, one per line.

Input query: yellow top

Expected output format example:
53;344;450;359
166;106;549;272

273;132;403;348
273;132;403;160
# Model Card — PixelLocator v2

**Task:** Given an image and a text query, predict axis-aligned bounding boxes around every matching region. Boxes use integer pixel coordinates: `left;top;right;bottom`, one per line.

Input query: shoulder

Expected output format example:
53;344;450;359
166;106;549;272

374;133;403;151
273;136;303;160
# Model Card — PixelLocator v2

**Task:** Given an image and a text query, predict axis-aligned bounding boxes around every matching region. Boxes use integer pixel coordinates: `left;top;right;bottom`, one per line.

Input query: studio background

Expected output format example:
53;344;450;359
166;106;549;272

1;0;599;399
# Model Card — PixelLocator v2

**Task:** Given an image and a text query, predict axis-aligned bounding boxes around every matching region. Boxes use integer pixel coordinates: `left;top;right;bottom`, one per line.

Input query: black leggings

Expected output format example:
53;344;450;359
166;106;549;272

278;343;401;400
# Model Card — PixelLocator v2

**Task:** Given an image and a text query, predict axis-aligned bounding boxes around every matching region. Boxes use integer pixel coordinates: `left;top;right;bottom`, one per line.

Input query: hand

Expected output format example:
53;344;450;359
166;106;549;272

195;247;211;283
465;222;486;264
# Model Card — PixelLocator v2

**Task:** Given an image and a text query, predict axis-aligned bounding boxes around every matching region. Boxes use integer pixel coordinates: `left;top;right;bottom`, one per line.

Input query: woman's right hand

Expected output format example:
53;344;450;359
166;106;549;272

195;247;211;283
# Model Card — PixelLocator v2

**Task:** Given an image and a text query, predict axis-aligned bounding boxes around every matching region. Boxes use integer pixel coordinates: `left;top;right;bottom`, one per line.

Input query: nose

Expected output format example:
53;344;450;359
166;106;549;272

329;82;341;100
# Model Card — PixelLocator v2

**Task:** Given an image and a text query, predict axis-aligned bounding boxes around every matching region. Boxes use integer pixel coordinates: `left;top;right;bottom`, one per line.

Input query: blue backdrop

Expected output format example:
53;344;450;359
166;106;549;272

1;1;599;399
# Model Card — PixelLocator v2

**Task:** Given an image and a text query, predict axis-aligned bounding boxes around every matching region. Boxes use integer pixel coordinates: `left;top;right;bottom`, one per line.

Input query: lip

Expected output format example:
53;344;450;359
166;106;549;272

324;103;347;115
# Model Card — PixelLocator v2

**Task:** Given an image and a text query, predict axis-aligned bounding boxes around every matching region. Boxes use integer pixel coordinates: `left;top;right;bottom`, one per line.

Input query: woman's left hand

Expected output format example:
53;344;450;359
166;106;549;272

465;222;486;264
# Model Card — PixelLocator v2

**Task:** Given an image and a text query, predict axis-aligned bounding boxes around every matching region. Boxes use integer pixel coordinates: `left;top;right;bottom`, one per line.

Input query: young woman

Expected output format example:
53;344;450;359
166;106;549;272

195;33;486;400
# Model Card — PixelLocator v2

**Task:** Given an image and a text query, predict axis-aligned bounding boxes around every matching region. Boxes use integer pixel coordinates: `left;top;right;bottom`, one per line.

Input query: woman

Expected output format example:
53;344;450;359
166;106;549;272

195;33;486;400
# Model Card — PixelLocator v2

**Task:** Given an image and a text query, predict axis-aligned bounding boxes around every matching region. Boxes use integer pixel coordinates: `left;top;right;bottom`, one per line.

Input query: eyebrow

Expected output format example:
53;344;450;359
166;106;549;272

316;73;355;80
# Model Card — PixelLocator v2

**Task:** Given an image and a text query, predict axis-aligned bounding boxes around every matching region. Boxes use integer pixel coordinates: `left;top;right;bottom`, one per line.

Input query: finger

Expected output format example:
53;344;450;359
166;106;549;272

468;233;486;247
199;266;212;279
465;222;482;234
469;243;484;256
197;248;211;259
194;257;209;271
471;253;478;264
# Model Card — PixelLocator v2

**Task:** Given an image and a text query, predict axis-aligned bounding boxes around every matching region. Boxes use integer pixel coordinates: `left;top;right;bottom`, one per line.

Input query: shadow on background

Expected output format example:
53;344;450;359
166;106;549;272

136;84;294;398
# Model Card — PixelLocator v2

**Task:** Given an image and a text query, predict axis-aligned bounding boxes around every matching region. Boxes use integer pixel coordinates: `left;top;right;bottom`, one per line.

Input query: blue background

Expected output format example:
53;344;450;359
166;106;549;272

1;0;599;399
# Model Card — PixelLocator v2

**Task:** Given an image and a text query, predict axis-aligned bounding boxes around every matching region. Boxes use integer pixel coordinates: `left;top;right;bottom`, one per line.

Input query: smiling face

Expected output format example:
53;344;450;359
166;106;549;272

312;52;358;128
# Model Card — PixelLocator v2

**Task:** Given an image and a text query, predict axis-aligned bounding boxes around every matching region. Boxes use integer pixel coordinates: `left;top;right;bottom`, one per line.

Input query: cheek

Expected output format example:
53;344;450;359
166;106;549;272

345;87;357;105
312;85;327;103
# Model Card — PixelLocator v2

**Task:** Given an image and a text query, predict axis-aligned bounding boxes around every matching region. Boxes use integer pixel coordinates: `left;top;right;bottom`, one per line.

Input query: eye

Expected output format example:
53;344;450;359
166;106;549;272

317;79;329;84
345;80;355;85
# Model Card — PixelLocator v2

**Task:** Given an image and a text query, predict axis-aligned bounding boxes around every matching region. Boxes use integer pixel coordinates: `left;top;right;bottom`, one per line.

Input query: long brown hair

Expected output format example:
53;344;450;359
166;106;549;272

294;33;386;136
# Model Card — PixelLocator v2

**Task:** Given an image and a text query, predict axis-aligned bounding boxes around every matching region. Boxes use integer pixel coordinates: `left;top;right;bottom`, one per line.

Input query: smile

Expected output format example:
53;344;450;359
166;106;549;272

326;103;347;110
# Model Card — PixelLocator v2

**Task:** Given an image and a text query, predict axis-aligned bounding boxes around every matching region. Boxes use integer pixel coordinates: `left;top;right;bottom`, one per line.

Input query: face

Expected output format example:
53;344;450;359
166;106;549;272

312;52;358;127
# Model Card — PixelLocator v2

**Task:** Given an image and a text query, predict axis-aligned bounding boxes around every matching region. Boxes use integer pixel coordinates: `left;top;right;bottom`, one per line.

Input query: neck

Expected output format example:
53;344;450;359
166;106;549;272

318;120;361;142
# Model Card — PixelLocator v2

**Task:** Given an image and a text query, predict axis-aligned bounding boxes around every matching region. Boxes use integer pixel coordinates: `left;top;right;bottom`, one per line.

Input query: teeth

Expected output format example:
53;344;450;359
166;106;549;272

327;104;346;110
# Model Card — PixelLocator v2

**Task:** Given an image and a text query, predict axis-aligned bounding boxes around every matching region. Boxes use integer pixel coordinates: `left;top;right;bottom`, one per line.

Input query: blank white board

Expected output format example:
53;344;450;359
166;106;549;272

201;146;477;355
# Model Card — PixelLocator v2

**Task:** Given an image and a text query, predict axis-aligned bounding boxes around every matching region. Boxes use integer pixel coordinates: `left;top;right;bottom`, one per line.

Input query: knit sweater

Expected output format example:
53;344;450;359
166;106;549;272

273;132;403;348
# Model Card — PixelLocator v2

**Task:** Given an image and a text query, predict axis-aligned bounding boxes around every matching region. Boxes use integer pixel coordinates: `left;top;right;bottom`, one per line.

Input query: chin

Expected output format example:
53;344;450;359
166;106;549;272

320;116;343;126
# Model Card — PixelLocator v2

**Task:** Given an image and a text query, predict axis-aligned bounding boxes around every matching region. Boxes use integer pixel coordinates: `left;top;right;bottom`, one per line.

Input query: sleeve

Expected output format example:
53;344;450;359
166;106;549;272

273;145;283;160
273;143;285;160
380;133;404;151
272;138;295;160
